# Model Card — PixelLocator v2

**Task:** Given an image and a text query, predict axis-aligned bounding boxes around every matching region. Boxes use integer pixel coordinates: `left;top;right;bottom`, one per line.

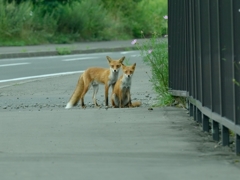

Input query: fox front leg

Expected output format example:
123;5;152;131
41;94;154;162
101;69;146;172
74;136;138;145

127;91;133;107
111;94;117;108
104;84;110;107
118;89;122;108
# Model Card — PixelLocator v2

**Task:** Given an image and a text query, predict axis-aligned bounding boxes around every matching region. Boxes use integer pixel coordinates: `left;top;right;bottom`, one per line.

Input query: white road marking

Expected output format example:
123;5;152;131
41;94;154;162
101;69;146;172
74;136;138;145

63;57;98;61
0;54;86;62
0;71;84;83
0;51;140;62
0;52;114;62
130;54;141;57
0;62;30;67
120;51;138;54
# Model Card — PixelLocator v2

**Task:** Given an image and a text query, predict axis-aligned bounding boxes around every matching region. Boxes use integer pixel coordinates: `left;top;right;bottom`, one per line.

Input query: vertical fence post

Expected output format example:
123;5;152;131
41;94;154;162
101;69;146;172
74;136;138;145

202;114;210;132
196;108;202;123
212;120;219;141
194;106;197;121
189;103;193;117
236;135;240;155
233;0;240;156
221;125;229;146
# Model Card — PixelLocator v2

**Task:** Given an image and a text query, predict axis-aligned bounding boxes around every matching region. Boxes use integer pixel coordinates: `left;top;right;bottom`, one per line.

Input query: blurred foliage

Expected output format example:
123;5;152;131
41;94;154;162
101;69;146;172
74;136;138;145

0;0;168;45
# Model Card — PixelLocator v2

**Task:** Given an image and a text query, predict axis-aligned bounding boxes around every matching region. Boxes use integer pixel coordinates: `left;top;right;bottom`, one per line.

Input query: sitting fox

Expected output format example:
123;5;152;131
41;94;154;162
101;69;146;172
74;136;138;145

65;56;125;109
111;63;141;108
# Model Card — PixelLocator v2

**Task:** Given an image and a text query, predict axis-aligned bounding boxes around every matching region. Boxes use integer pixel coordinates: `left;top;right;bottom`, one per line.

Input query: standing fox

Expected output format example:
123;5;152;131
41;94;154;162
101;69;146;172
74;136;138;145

65;56;125;109
111;63;141;108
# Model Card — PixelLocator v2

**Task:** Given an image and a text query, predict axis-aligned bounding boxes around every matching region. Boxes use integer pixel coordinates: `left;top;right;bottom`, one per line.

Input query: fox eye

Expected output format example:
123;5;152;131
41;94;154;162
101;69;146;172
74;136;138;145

117;65;120;68
111;65;114;68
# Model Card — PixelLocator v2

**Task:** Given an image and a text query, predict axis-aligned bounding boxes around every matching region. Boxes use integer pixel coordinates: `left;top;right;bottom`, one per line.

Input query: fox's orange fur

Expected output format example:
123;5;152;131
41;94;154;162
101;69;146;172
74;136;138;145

111;63;141;108
65;56;125;109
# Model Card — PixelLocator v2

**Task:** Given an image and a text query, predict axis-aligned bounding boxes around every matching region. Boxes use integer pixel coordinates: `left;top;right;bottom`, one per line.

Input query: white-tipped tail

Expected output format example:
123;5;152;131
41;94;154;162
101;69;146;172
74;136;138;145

65;102;73;109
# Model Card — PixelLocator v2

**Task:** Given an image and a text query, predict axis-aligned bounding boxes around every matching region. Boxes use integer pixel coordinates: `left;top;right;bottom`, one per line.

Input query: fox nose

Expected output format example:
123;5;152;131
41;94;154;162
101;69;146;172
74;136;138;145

128;75;130;78
113;69;116;72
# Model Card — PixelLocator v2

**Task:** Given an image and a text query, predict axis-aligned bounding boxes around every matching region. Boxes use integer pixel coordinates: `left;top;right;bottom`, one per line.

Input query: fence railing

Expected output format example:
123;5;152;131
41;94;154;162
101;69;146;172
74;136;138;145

168;0;240;155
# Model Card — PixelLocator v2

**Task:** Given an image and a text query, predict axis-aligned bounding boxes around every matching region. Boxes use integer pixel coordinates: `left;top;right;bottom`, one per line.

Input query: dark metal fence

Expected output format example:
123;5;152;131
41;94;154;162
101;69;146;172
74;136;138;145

168;0;240;155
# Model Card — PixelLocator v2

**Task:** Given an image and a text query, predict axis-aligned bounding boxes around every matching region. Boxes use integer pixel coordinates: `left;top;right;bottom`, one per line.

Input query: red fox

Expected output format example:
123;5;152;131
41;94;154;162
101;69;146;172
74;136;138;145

65;56;125;109
111;63;141;108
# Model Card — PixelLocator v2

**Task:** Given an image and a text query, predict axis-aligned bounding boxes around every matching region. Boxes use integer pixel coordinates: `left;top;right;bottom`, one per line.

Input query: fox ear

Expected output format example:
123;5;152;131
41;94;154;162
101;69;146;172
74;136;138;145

121;63;126;68
106;56;112;63
132;63;136;69
119;56;125;63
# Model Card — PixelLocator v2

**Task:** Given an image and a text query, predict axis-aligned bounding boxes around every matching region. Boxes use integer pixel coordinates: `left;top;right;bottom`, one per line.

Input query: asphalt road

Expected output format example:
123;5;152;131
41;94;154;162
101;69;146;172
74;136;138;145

0;51;141;83
0;50;154;112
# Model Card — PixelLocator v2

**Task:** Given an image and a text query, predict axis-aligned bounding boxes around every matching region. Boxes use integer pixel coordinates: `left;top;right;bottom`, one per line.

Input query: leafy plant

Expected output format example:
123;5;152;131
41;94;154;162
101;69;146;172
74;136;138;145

131;33;173;106
0;0;32;39
56;47;72;55
0;0;168;45
0;0;57;45
102;0;168;38
131;0;168;37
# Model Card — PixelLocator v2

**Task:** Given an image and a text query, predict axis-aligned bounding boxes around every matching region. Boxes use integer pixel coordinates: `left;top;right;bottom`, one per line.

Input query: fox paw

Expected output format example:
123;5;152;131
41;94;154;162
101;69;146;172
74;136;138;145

65;103;73;109
95;103;100;108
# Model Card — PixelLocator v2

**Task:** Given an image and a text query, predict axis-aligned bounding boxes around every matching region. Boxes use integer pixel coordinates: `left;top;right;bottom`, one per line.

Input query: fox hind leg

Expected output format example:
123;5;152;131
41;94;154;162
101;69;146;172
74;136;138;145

111;93;118;108
80;85;90;108
92;83;100;107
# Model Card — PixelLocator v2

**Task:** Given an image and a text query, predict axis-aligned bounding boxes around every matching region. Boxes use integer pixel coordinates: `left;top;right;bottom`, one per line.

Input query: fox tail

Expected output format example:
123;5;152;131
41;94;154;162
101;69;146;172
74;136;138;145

130;101;141;107
65;75;84;109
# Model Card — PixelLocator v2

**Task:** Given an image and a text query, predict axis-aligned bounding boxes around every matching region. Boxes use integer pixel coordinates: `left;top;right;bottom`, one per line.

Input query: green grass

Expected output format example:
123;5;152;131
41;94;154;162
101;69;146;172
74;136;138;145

132;34;174;106
124;57;131;66
0;0;167;46
56;47;72;55
21;49;27;53
0;0;57;46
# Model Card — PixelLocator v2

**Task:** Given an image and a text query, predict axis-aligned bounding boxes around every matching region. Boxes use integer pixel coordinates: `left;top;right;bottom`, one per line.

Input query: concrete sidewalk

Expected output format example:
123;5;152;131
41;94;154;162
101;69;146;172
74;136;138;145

0;107;239;180
0;39;150;59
